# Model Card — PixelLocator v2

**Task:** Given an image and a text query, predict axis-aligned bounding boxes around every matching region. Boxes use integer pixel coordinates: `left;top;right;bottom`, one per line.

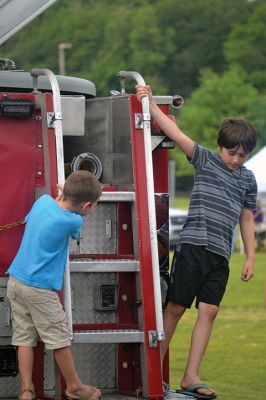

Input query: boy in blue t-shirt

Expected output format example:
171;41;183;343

7;170;102;400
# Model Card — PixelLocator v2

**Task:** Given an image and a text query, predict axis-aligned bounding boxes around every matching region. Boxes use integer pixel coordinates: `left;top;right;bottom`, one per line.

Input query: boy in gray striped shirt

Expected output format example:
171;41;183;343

136;85;257;399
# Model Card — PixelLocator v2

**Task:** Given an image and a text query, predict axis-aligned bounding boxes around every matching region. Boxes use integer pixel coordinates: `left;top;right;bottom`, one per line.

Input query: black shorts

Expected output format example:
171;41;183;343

168;243;229;308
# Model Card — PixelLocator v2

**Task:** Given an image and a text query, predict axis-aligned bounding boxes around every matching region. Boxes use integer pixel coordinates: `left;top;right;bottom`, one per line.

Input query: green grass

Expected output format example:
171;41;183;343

173;195;190;210
169;251;266;400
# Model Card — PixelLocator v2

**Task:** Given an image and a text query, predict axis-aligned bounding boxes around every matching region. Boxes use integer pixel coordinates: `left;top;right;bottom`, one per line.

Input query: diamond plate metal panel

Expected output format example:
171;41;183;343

43;344;115;391
69;204;117;255
101;395;195;400
102;396;136;400
72;344;115;389
0;338;20;399
165;390;200;399
43;349;56;394
0;375;20;399
71;272;117;324
0;282;12;337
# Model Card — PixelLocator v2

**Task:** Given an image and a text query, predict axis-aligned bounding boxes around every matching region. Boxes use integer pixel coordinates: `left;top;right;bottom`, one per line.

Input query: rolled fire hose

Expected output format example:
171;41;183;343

71;152;103;180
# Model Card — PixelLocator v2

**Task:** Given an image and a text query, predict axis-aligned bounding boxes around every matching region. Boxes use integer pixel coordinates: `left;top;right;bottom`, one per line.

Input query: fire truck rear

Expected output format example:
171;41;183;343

0;65;186;399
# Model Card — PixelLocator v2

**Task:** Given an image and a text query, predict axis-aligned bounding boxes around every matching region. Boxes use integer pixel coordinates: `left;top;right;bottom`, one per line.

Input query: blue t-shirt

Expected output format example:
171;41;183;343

7;194;83;290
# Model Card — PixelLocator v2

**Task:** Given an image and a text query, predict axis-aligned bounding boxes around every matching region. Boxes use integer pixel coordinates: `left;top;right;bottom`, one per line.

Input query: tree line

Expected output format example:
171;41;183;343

1;0;266;187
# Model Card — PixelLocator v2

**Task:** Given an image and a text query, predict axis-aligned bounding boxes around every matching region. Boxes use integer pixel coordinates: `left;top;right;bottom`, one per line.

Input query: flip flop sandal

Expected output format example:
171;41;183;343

176;383;216;399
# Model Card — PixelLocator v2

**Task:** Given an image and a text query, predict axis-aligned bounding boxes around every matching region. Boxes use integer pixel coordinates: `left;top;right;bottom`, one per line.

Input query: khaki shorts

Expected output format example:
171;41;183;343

7;276;71;350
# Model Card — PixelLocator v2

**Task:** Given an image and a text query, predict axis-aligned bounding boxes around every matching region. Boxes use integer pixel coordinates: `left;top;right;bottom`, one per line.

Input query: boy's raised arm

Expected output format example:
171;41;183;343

136;85;195;158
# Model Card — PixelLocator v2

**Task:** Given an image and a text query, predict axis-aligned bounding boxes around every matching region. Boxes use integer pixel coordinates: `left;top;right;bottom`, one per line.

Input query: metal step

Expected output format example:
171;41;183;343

100;393;199;400
101;395;139;400
165;391;199;399
73;329;144;343
100;191;135;202
70;259;140;273
5;392;194;400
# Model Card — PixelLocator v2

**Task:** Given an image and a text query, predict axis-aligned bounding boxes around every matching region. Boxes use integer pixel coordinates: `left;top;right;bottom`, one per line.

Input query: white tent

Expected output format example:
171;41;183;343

245;146;266;193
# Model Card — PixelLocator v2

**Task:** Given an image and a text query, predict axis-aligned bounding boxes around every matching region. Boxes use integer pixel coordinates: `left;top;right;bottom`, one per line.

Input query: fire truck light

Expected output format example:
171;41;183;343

0;97;34;118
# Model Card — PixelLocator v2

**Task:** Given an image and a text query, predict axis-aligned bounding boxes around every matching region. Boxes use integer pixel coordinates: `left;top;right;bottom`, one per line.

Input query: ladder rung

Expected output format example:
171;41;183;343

73;329;144;343
100;191;135;202
100;395;138;400
166;391;197;399
70;260;140;272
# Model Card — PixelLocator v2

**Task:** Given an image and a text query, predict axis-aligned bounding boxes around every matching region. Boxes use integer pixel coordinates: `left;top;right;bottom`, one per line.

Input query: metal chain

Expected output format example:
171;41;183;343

0;220;25;232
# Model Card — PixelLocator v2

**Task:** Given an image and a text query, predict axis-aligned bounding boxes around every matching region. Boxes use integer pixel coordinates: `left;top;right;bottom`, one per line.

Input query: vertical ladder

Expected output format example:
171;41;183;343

118;70;164;340
31;68;74;338
30;69;74;399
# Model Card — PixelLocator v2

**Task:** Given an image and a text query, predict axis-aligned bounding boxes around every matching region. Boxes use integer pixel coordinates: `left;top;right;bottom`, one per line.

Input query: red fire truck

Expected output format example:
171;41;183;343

0;2;187;399
0;64;182;400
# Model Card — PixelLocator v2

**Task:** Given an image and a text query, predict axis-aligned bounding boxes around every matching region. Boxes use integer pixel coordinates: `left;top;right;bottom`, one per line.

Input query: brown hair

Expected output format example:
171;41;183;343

62;170;102;206
217;118;257;153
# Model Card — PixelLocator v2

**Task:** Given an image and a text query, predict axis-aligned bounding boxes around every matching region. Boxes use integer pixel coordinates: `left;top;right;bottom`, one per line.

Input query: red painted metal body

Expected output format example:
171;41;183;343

0;92;57;276
0;88;171;400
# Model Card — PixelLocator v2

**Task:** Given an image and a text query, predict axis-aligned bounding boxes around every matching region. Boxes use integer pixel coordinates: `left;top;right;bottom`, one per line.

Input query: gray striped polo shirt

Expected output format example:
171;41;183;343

179;143;257;260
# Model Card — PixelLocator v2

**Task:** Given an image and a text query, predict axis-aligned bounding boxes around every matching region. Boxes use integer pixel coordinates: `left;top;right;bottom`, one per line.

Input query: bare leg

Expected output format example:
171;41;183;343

181;302;219;396
161;301;186;365
18;346;35;400
54;346;101;399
